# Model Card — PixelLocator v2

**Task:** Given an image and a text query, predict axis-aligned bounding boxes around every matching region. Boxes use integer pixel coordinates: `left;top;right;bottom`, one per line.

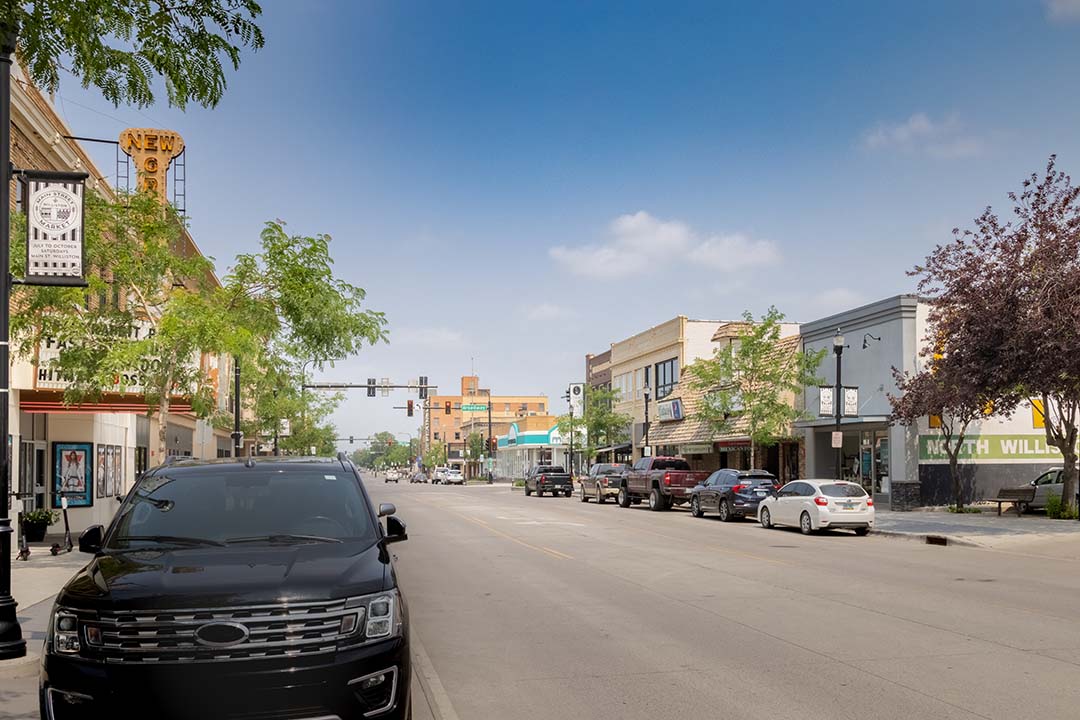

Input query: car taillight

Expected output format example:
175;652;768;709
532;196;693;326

866;498;874;506
814;496;829;506
602;478;609;486
663;472;671;485
540;475;546;483
734;483;748;493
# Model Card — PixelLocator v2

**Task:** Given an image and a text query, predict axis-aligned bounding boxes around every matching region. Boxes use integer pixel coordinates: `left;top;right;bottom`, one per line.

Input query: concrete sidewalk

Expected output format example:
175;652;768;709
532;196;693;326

873;507;1080;547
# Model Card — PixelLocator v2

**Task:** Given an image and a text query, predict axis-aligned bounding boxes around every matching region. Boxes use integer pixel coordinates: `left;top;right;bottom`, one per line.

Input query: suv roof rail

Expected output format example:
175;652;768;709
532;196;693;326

337;451;350;464
162;455;179;466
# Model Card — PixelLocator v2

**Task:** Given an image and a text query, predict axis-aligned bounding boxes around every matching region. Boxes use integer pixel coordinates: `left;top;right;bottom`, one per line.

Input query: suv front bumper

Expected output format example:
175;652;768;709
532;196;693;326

40;635;410;720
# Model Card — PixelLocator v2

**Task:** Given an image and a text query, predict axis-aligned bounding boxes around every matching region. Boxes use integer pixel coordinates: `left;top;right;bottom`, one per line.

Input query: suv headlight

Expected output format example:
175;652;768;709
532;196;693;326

341;589;401;644
52;609;82;655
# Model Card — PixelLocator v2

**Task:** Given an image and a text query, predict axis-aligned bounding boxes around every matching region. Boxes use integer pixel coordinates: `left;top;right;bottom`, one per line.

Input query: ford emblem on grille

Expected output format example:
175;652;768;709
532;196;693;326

194;621;249;647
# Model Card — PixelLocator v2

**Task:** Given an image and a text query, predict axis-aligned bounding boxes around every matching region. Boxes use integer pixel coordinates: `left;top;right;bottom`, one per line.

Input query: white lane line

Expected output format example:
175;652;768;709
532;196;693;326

411;627;462;720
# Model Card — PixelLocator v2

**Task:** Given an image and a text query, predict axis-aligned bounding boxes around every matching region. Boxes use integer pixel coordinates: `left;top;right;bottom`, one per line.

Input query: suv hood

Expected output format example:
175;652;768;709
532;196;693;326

58;541;390;611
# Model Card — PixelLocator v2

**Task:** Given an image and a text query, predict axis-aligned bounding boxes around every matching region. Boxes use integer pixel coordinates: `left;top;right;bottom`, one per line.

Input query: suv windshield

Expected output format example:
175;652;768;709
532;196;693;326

820;483;868;498
108;466;379;549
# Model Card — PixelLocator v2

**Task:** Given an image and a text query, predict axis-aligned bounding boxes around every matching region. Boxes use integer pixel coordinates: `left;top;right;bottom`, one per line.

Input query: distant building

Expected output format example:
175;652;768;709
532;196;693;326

425;375;548;473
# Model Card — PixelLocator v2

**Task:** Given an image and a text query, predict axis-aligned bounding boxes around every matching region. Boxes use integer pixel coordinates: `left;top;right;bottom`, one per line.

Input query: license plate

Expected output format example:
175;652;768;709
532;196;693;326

755;491;767;497
841;503;856;510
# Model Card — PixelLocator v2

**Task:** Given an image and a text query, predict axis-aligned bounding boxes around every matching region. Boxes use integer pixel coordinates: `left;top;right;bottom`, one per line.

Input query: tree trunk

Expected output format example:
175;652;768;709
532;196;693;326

156;395;171;463
1042;398;1078;515
948;454;962;510
1060;444;1078;516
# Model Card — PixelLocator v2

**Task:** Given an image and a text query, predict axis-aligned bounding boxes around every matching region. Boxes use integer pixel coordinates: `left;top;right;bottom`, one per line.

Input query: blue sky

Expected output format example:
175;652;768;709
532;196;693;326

52;0;1080;446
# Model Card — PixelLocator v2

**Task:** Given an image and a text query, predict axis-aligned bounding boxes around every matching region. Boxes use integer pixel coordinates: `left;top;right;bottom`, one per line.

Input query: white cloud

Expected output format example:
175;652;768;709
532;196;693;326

1047;0;1080;21
861;113;982;158
526;303;576;320
809;288;865;317
549;211;779;279
392;326;465;347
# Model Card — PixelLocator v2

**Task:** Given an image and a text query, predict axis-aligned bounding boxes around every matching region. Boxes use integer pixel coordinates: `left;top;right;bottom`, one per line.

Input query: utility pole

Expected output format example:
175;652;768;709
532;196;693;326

0;23;25;661
833;329;846;481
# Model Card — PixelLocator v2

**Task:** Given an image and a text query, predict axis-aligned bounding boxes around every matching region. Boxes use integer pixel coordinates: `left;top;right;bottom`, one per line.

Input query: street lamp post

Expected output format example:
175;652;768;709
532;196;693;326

833;329;845;482
0;24;26;661
643;380;652;457
232;357;242;457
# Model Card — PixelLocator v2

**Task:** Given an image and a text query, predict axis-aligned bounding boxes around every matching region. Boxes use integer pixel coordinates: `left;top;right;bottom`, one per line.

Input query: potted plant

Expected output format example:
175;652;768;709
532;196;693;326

19;508;58;542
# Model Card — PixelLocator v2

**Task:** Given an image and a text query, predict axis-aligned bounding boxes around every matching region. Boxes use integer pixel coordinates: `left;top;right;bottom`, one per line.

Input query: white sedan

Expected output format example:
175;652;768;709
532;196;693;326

444;470;465;485
757;479;874;536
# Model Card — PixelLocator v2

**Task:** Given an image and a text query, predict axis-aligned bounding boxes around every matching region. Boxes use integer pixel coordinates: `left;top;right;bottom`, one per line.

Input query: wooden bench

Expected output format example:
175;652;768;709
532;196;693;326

990;486;1036;516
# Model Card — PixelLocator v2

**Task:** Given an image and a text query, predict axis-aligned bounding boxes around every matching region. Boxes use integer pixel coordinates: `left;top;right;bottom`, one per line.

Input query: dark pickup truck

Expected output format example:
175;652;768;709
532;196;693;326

524;465;573;497
618;456;712;511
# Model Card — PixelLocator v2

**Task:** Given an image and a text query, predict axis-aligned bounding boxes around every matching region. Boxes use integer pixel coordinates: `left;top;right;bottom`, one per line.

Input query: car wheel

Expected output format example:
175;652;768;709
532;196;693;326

690;495;703;518
597;486;606;504
760;507;773;529
524;484;532;497
537;488;544;497
800;511;814;535
649;488;665;512
854;527;870;537
719;499;732;522
580;484;589;502
618;487;631;508
565;489;573;498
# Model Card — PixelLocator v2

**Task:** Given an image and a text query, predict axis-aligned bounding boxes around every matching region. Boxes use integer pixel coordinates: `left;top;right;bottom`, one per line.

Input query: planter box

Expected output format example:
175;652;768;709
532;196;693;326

23;522;48;542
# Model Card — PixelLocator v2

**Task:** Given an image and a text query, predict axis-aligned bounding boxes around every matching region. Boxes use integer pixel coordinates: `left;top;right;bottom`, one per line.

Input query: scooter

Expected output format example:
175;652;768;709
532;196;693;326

50;494;74;556
14;494;32;561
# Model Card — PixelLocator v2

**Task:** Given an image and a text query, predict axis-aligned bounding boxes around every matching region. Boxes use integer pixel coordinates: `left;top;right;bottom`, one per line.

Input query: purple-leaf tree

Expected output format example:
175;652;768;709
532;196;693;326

912;156;1080;513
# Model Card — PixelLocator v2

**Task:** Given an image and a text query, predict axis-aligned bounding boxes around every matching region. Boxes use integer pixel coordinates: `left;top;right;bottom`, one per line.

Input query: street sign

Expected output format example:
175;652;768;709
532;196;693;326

461;403;488;412
831;431;843;449
279;419;291;437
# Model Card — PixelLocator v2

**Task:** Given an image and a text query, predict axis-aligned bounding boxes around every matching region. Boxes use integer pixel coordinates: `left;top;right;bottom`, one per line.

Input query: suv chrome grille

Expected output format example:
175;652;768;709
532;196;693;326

89;599;355;664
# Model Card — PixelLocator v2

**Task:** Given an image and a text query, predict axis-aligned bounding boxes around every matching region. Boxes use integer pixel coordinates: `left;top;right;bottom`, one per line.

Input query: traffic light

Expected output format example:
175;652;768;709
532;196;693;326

366;378;376;398
407;400;414;417
489;437;497;454
419;376;428;400
444;401;451;415
349;436;354;444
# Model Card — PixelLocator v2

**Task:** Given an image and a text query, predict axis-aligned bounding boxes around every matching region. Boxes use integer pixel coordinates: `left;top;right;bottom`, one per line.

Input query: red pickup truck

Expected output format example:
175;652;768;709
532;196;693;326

617;456;712;511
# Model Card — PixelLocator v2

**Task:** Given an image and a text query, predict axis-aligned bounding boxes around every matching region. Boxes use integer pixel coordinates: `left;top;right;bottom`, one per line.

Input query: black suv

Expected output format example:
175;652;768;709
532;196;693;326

40;455;411;720
689;468;778;521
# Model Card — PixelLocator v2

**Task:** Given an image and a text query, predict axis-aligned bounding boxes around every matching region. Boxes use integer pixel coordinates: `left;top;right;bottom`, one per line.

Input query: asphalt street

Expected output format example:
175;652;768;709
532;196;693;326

373;482;1080;720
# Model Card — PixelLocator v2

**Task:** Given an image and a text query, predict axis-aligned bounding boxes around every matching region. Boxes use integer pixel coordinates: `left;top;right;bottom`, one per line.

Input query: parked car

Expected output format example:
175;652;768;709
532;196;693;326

617;456;712;511
578;463;628;504
445;469;465;485
432;466;449;484
524;465;573;497
1025;467;1066;510
758;479;874;535
41;455;411;720
689;469;778;521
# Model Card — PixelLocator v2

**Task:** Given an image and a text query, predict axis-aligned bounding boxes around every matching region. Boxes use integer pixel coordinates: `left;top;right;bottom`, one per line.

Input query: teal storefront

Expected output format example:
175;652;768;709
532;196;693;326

495;422;566;480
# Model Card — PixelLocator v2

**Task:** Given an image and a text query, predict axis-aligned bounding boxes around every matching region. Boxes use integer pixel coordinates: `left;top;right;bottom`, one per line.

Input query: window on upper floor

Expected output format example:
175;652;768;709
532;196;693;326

655;358;679;399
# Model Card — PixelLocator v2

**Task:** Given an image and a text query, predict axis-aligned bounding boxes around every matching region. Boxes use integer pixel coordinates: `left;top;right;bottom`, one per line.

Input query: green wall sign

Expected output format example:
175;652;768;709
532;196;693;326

919;434;1073;461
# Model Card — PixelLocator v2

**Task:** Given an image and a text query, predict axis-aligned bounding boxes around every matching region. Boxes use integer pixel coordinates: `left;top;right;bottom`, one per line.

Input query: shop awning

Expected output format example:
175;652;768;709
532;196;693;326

595;443;631;453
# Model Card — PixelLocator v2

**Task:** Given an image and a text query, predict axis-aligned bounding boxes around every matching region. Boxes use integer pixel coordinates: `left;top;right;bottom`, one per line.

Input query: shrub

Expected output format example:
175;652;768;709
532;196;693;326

1047;493;1063;519
21;508;58;525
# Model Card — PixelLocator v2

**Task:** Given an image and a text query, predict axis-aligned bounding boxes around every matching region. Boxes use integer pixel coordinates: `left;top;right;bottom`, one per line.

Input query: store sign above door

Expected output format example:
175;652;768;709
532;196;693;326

818;386;859;417
657;398;684;422
20;170;90;287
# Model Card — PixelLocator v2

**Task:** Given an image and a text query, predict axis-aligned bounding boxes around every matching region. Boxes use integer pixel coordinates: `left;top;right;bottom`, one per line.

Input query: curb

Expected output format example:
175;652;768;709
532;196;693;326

872;529;985;548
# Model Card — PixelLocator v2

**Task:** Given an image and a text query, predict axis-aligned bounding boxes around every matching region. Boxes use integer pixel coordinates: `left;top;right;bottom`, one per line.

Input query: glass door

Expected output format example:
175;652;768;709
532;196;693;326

873;433;890;495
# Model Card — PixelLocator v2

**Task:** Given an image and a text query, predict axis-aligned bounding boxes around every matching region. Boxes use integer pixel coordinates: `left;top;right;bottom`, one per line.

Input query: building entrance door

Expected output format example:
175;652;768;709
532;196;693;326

18;441;47;511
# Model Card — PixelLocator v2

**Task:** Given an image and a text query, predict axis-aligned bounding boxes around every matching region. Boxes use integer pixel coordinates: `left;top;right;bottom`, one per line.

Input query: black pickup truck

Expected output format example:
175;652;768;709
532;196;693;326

524;465;573;497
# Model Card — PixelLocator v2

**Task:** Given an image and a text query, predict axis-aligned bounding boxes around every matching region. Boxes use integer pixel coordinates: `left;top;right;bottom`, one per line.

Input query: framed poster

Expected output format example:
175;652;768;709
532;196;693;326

104;446;115;497
53;442;93;508
96;446;107;498
109;445;122;496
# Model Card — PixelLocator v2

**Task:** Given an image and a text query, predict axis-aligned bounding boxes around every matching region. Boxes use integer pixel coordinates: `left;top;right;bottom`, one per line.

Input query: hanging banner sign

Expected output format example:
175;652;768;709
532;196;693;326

21;170;89;286
568;382;585;416
818;386;834;417
843;387;859;417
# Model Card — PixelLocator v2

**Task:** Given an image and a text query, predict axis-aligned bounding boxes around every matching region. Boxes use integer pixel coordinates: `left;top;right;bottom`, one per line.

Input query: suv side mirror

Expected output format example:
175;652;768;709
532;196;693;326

79;524;105;554
385;515;407;544
378;503;396;518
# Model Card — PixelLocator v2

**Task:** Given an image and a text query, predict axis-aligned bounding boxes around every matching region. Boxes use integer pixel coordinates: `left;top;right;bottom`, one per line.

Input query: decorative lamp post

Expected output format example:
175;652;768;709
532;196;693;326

833;329;845;481
643;379;652;457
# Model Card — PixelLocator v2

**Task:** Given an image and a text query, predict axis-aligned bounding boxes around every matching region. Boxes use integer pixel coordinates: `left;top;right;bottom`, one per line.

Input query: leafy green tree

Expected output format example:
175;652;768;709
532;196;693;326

423;443;447;470
466;432;485;461
685;307;825;468
11;191;227;459
557;386;632;463
3;0;265;109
